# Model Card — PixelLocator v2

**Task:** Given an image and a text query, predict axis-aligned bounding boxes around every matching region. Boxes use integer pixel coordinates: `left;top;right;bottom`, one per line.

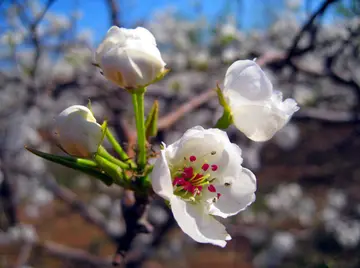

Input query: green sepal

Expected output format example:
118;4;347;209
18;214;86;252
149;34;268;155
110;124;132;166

149;68;170;85
125;69;170;94
214;84;233;129
87;99;92;112
145;100;159;139
100;120;108;145
25;147;113;186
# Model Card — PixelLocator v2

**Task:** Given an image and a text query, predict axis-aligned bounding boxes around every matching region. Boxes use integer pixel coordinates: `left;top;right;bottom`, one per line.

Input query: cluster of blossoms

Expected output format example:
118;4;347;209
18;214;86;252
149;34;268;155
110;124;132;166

28;26;299;247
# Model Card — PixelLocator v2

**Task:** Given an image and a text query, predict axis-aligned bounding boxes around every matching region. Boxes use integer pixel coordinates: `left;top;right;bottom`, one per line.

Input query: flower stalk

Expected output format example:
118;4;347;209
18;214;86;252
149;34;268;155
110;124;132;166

132;89;147;171
96;146;133;170
94;154;129;187
105;127;136;169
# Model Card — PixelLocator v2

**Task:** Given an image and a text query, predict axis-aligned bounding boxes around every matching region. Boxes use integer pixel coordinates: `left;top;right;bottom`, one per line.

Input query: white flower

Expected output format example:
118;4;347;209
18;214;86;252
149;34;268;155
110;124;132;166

151;126;256;247
54;105;102;157
95;26;166;89
223;60;299;142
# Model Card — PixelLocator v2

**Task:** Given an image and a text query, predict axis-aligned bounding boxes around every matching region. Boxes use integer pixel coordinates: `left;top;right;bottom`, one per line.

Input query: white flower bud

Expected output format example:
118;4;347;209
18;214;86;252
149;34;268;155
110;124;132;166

96;26;166;89
54;105;102;158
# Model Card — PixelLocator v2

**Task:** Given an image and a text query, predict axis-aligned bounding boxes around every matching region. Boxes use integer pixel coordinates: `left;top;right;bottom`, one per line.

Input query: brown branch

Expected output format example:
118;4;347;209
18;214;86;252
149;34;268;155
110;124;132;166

120;118;137;158
14;241;33;268
29;0;56;79
105;0;120;26
41;240;112;267
325;28;360;102
1;234;111;268
13;0;57;107
287;0;339;60
158;89;216;130
44;176;117;239
0;165;18;229
294;108;360;124
125;202;175;267
112;191;152;266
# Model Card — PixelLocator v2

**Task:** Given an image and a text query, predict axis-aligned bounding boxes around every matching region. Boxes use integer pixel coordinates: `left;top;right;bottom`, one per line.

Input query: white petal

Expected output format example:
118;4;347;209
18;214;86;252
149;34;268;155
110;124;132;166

224;60;273;102
132;27;157;45
232;103;290;142
167;131;225;169
58;105;95;122
151;149;174;200
210;168;256;218
95;26;125;64
124;41;165;73
170;196;231;247
216;142;243;182
271;91;299;116
165;126;206;160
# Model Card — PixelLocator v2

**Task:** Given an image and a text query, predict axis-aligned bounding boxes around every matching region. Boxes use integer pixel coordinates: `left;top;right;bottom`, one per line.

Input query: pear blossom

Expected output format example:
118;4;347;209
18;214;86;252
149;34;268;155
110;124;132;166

54;105;102;158
95;26;166;89
151;126;256;247
223;60;299;141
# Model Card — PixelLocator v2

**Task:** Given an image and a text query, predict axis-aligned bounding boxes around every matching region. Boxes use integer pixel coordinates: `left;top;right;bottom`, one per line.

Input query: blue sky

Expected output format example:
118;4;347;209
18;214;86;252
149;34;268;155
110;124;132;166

42;0;340;44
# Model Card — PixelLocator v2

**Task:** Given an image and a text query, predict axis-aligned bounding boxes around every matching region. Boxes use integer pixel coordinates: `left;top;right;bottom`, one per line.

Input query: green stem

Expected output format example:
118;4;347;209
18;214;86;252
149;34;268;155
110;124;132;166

105;128;136;169
132;90;147;170
94;154;129;186
97;146;132;170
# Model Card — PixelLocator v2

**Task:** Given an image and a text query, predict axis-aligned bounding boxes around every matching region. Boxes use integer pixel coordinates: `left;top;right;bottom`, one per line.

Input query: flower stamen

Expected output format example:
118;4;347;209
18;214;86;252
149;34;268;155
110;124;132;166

208;184;216;193
189;155;197;162
172;155;222;201
202;163;210;171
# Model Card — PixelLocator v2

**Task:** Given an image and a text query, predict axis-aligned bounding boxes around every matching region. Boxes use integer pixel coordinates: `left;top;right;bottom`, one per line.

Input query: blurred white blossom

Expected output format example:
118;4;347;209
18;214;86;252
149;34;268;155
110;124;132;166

274;123;300;150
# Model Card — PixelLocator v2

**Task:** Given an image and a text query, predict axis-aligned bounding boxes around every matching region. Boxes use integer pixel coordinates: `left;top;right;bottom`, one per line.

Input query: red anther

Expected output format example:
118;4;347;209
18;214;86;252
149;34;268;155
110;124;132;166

183;182;195;193
217;193;222;199
189;155;197;162
211;164;218;171
182;167;194;179
208;184;216;193
173;177;185;186
202;163;210;171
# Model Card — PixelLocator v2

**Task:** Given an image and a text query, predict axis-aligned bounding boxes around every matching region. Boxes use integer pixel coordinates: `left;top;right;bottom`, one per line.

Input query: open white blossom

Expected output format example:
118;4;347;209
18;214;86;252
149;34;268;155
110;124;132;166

151;126;256;247
223;60;299;141
96;26;166;89
54;105;102;158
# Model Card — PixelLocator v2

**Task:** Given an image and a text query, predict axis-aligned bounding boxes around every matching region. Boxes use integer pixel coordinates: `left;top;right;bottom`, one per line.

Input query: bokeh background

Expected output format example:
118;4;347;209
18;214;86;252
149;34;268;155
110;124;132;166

1;0;360;267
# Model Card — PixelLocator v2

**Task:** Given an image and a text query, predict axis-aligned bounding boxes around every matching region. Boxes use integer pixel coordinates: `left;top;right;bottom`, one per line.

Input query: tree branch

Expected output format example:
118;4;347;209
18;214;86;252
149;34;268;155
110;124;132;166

105;0;120;26
44;176;117;239
286;0;339;60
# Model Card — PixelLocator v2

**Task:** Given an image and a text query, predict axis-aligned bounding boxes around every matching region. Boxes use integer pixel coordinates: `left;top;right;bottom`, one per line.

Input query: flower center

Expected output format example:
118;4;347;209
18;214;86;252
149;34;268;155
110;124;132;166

172;154;221;202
